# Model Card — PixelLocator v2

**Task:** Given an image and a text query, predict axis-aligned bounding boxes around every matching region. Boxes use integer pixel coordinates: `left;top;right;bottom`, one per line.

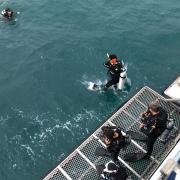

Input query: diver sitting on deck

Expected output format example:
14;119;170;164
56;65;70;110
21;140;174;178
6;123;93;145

96;161;128;180
139;102;168;158
101;126;129;163
103;54;124;90
1;8;14;19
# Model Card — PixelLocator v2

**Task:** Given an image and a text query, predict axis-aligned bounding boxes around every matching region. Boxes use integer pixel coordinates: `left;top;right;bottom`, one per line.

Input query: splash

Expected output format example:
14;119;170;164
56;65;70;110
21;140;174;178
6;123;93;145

82;79;107;91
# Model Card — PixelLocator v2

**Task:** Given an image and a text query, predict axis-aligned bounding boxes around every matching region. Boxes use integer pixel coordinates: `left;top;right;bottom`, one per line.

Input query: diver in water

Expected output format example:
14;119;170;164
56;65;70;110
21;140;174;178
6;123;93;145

1;8;14;19
103;54;124;90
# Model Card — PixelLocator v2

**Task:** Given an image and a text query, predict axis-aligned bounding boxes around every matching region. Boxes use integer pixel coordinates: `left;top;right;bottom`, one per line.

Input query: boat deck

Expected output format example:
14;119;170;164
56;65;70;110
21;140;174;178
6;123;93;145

164;76;180;105
43;86;180;180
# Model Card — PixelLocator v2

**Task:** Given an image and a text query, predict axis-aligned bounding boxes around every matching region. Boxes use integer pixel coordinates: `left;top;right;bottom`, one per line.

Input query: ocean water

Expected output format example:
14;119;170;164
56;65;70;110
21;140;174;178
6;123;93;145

0;0;180;179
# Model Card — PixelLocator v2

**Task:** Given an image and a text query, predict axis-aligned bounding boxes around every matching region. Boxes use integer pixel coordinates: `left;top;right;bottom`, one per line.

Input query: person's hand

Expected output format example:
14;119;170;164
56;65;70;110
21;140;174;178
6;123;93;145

140;112;146;117
139;123;145;129
104;137;111;145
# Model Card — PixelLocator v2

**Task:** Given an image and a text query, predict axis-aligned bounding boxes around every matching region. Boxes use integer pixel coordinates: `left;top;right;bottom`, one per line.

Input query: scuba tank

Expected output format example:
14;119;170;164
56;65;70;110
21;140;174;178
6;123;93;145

159;119;174;143
118;70;127;90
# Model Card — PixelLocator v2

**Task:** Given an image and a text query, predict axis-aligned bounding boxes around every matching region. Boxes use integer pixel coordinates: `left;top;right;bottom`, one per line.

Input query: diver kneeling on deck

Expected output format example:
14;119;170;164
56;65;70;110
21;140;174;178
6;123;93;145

139;102;168;158
102;126;130;163
103;54;124;90
1;8;13;19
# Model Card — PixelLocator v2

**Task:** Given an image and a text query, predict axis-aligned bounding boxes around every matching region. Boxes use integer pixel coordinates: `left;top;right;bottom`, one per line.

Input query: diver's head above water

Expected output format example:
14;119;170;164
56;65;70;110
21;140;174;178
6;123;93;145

109;54;118;65
109;54;117;60
2;8;14;19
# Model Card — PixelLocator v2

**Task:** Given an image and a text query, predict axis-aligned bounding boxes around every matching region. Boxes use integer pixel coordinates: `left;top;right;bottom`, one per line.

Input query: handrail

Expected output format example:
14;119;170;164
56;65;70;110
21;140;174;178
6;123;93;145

163;98;180;102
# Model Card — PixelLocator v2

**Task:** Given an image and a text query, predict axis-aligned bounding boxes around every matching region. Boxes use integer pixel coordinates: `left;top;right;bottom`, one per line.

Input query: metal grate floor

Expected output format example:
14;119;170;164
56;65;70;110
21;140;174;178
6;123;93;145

43;86;180;180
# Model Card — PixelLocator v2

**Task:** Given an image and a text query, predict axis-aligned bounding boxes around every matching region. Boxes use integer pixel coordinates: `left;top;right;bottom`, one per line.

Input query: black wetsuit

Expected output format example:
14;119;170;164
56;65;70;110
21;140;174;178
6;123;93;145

104;60;123;89
106;128;127;162
144;107;168;156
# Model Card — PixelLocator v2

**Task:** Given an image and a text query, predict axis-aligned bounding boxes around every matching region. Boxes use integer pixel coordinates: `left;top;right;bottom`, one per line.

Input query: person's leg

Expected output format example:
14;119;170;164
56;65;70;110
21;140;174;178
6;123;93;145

113;75;120;89
105;79;114;89
108;148;121;164
146;136;157;156
105;75;119;89
112;151;119;162
146;130;162;157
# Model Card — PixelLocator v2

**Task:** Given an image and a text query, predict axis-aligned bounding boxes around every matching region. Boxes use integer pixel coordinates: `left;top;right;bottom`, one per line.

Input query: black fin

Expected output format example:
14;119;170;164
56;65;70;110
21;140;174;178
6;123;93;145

126;130;148;141
95;147;109;157
92;84;98;89
124;152;146;162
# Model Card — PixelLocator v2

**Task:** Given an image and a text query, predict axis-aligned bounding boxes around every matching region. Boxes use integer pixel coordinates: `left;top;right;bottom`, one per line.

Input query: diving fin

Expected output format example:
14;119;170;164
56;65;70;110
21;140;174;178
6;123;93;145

126;130;148;141
92;84;98;89
96;164;106;175
124;152;146;162
92;84;107;91
95;146;110;157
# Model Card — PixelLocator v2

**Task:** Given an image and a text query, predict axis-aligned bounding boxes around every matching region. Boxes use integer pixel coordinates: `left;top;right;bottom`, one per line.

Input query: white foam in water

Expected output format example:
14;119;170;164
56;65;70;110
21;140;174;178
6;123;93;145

88;79;106;91
88;82;95;90
81;78;104;91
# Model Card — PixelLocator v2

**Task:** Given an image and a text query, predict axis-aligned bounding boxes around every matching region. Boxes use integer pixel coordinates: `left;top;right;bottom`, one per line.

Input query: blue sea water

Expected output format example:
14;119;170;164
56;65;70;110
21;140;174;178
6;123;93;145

0;0;180;179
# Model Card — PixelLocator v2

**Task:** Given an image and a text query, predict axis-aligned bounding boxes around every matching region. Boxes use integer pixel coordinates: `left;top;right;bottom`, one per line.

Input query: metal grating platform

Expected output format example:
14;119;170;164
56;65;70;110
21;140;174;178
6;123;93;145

43;86;180;180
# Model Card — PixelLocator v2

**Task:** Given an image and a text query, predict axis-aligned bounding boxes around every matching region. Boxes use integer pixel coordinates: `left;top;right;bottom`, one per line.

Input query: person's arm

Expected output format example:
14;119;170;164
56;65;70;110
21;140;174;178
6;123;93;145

140;107;150;118
139;108;150;128
104;137;111;145
139;123;145;129
118;137;127;149
104;60;111;68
